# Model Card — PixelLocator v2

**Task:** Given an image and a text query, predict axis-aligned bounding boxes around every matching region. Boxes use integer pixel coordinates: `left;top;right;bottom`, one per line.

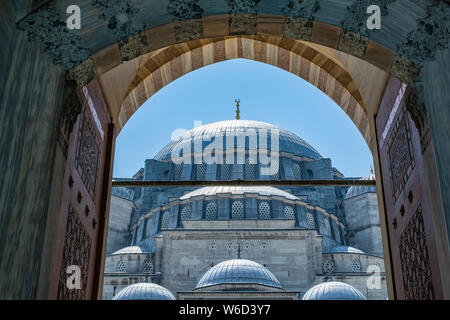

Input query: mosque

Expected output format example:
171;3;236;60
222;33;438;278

102;108;387;300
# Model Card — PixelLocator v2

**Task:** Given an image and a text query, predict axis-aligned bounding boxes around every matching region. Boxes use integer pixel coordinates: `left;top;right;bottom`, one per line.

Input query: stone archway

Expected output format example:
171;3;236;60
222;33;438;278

117;36;370;143
0;1;448;300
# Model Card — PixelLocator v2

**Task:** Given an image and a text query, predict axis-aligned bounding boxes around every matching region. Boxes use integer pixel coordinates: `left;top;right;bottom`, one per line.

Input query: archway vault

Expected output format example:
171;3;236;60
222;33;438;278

117;35;371;142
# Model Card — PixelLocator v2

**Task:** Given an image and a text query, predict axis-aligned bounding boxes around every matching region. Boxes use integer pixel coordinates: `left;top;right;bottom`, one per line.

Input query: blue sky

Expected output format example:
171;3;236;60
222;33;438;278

113;58;373;178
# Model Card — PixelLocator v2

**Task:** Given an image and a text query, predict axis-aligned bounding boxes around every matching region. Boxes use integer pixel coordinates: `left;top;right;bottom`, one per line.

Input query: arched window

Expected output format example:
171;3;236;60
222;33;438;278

323;259;334;274
258;201;271;219
205;202;217;220
143;260;153;273
284;205;295;219
351;260;361;272
231;200;245;219
116;260;126;272
160;211;170;229
180;205;192;220
292;163;301;180
306;212;315;229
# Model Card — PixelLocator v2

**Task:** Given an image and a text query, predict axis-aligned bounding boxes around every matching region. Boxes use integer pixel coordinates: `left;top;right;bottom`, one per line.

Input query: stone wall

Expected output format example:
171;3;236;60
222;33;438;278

106;196;135;255
343;193;383;257
158;227;322;294
0;0;66;299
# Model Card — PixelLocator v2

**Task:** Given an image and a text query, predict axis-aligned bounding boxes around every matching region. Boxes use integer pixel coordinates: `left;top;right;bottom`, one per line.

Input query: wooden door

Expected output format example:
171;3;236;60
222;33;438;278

376;76;443;299
50;79;114;299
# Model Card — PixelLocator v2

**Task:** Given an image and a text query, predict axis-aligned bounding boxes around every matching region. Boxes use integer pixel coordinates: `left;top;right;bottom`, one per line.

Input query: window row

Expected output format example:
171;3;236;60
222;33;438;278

115;260;154;273
323;260;362;273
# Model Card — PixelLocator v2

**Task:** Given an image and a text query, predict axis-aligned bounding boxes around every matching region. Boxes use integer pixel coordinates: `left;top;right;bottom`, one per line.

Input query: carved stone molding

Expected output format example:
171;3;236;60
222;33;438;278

399;205;435;300
57;205;91;300
167;0;204;21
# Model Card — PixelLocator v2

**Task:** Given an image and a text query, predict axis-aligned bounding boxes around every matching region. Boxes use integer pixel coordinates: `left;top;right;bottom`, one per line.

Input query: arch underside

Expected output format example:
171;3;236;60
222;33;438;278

118;35;371;145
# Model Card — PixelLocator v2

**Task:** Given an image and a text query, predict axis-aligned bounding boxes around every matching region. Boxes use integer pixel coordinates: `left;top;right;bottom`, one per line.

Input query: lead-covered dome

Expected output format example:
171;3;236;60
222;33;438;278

180;186;299;201
302;281;366;300
154;120;322;161
345;173;376;199
195;259;283;290
113;283;175;300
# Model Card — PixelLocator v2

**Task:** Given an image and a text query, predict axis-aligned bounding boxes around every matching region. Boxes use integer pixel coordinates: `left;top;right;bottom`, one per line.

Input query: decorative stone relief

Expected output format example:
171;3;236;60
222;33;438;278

167;0;203;20
92;0;145;40
405;83;431;153
338;31;368;58
67;58;97;88
397;2;450;66
167;0;204;42
341;0;395;37
17;6;91;70
390;55;420;84
119;33;149;61
399;205;435;299
57;205;91;300
58;80;82;159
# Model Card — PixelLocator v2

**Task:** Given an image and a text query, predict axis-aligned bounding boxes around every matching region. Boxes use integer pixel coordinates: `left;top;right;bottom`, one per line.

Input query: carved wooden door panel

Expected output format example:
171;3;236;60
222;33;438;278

50;79;114;299
376;76;443;299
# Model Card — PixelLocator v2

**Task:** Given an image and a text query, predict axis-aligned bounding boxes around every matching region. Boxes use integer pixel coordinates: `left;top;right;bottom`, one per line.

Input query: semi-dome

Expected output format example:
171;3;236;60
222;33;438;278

195;259;283;290
113;282;176;300
345;173;376;199
180;186;299;201
324;246;364;254
302;281;366;300
154;120;322;161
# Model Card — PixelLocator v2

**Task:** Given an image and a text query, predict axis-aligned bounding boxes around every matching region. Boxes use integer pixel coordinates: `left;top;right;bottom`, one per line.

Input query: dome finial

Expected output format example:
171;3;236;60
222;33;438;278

235;98;240;120
370;165;374;175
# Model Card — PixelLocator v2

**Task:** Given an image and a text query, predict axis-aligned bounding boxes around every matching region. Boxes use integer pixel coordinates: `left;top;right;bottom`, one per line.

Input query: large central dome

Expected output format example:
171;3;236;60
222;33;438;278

154;120;322;161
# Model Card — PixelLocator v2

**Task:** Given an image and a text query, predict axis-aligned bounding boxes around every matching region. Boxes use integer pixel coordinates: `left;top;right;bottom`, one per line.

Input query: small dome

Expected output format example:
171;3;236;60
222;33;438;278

195;259;283;290
302;281;366;300
325;246;364;254
113;283;175;300
345;173;376;199
180;186;299;201
112;245;151;255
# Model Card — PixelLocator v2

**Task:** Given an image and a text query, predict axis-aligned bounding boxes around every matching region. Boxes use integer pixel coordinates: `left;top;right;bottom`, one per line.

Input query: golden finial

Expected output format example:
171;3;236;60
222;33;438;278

235;98;240;120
